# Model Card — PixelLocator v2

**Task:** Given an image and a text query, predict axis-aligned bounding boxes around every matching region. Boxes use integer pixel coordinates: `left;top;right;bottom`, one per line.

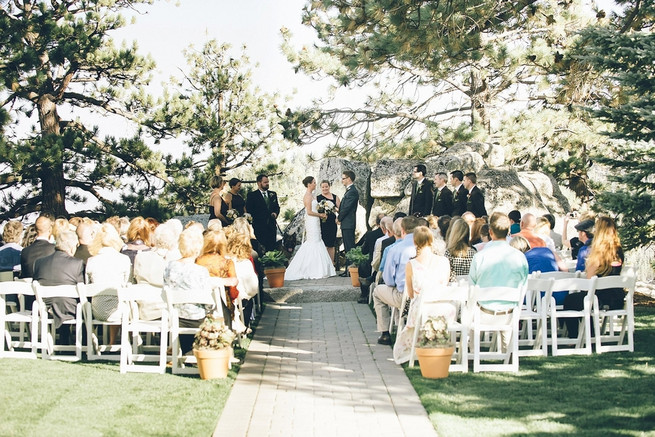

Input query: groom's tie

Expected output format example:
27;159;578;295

263;191;270;207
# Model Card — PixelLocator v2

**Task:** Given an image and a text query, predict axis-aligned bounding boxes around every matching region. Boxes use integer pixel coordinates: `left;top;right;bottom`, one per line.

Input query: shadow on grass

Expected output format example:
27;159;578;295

406;307;655;436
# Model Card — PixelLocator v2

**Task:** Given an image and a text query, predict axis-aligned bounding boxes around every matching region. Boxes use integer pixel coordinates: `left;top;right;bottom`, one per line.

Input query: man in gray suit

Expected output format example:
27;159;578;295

337;170;359;258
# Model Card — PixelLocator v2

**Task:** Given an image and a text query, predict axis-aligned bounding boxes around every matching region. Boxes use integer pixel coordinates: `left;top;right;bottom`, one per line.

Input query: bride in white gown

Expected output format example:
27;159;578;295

285;176;337;280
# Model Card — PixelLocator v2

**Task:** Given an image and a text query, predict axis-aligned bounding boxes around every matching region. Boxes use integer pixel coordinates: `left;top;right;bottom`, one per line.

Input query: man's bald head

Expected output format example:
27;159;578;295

520;213;537;231
35;216;53;238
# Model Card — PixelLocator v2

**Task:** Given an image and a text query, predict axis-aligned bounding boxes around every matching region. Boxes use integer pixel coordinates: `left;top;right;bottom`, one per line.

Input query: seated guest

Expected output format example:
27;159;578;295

133;221;181;320
164;228;235;355
543;213;563;249
121;216;153;280
393;226;450;364
378;218;403;275
85;223;131;345
473;224;490;252
564;216;623;338
573;219;594;272
445;218;476;283
0;221;24;278
51;217;71;241
516;213;546;248
227;232;259;328
373;216;419;345
74;221;96;271
534;216;557;252
469;212;528;352
195;230;239;332
508;210;521;236
469;217;486;246
20;215;55;279
33;230;84;345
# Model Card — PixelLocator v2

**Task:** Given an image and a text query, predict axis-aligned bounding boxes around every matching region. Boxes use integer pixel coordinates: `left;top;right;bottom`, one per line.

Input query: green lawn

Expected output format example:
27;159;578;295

405;307;655;436
0;335;252;436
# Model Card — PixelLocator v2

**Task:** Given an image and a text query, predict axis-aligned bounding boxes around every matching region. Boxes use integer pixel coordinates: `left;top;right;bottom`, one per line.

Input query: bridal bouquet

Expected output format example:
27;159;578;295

317;200;335;222
226;209;239;221
244;212;253;223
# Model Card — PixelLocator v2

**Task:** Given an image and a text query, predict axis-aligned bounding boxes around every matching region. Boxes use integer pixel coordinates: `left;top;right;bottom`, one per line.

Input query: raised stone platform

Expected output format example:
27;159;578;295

262;275;361;303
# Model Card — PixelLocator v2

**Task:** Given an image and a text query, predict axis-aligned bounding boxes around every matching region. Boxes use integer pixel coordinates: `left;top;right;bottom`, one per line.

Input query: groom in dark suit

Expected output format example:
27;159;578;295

337;170;359;255
246;174;281;252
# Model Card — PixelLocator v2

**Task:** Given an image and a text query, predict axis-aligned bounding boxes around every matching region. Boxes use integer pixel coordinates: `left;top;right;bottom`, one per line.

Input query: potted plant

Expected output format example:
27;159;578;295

345;246;368;287
193;313;236;379
260;250;287;288
414;315;454;379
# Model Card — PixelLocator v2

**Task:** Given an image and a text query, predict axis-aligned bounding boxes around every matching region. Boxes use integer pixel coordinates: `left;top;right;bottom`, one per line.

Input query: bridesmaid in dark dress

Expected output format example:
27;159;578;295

208;175;229;227
317;180;340;264
224;178;246;218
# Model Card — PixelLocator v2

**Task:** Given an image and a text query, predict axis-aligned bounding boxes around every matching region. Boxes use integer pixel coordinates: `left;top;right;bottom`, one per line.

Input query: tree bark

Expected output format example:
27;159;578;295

37;95;68;217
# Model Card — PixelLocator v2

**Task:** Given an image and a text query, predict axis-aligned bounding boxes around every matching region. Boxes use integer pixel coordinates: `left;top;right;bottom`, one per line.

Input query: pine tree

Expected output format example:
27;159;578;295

572;1;655;249
148;40;286;214
0;0;163;219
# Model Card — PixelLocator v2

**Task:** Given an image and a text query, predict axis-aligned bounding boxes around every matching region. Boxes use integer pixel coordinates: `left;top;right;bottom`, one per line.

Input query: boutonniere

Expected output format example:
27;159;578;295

417;184;423;194
467;193;472;204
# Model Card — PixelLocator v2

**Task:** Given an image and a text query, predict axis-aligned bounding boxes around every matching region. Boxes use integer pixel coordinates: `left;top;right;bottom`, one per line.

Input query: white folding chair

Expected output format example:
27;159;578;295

389;290;409;335
79;282;124;361
519;276;554;357
165;285;224;375
32;280;83;361
118;284;168;374
547;277;597;356
593;271;636;353
470;285;525;373
0;279;39;359
408;283;469;373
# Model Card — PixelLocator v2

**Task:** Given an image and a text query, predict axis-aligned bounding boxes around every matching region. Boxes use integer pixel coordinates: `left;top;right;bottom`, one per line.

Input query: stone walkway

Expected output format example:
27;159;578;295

214;276;437;437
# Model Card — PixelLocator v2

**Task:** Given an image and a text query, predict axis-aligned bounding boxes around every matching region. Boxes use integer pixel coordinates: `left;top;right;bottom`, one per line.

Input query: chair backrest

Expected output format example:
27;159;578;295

118;283;165;303
526;277;555;307
535;271;580;280
32;280;82;300
550;277;596;295
164;285;222;310
78;282;125;302
470;285;525;305
0;279;35;297
594;274;636;294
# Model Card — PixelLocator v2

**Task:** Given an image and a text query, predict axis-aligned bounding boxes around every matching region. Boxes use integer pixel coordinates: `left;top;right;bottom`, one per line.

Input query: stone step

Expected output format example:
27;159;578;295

262;275;361;303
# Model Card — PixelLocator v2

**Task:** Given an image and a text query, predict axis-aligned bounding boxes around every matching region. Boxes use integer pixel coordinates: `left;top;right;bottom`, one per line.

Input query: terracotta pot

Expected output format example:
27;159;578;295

194;347;232;380
415;346;454;379
348;266;360;287
264;267;286;288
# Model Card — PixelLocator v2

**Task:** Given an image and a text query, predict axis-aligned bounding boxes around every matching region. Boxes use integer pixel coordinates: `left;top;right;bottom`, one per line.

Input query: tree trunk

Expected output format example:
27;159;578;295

469;70;491;134
37;95;68;217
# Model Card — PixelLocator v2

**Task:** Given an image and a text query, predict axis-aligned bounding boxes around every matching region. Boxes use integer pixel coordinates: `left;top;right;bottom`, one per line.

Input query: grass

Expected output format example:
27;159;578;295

404;307;655;436
0;328;254;436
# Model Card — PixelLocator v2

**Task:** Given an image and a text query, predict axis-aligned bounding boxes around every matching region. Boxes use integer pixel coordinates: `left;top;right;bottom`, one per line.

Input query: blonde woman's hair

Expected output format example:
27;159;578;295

446;218;470;257
126;216;152;245
52;218;70;240
2;221;24;244
228;232;253;260
178;227;204;259
200;230;227;256
232;217;255;239
89;223;125;255
586;216;622;277
412;226;434;252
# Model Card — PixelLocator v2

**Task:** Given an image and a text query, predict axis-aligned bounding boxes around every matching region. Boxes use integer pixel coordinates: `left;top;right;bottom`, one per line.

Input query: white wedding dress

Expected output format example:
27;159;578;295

285;200;336;280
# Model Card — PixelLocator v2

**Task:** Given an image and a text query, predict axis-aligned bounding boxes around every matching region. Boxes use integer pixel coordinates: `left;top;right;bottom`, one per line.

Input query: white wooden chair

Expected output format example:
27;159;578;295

408;283;470;373
592;271;636;353
470;285;525;373
118;284;168;374
79;282;124;361
0;279;39;359
547;277;598;356
519;276;554;357
32;280;83;361
165;285;223;375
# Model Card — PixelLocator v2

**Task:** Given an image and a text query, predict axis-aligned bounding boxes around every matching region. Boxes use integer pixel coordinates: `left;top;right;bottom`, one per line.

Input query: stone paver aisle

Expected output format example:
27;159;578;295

214;302;437;437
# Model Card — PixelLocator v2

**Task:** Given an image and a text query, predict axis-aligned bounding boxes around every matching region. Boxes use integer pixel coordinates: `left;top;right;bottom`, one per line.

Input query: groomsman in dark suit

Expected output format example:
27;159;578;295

245;174;281;252
337;170;359;254
33;230;84;344
408;164;433;217
463;172;488;218
450;170;468;216
431;172;454;217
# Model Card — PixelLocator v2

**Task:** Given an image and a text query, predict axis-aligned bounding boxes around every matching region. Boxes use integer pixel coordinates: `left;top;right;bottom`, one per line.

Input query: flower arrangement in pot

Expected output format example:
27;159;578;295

414;315;454;379
193;313;236;380
260;250;288;288
345;246;368;287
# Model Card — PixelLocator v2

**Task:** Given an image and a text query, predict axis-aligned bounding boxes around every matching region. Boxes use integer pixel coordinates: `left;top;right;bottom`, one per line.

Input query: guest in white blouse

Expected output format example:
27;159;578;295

86;223;131;345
